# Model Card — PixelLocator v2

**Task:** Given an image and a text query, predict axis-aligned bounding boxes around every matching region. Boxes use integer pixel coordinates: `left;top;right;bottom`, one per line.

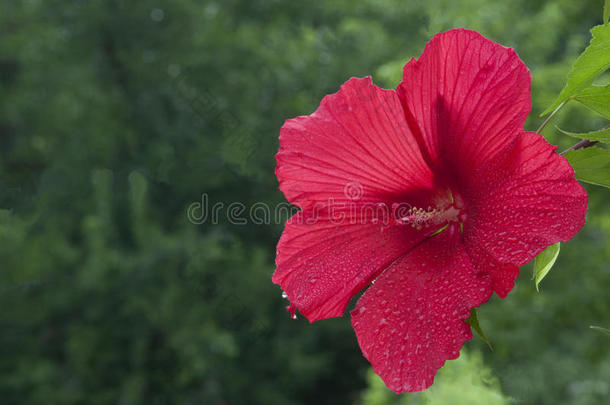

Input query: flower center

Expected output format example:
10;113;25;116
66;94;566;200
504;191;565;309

395;190;467;234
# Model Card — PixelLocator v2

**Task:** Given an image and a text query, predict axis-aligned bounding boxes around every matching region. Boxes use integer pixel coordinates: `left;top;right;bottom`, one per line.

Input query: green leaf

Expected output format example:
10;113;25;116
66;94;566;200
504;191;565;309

564;147;610;187
590;325;610;336
573;84;610;119
533;243;560;291
466;308;492;351
605;0;610;25
557;126;610;144
542;24;610;116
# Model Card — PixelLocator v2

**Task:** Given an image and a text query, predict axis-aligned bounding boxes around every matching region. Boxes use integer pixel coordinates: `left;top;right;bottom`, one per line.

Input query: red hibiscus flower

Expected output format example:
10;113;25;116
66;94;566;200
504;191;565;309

273;29;587;393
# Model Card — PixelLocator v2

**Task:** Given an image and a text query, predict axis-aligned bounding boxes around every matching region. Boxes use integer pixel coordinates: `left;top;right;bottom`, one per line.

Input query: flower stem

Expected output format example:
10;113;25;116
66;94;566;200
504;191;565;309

536;99;568;134
560;139;598;155
559;125;609;155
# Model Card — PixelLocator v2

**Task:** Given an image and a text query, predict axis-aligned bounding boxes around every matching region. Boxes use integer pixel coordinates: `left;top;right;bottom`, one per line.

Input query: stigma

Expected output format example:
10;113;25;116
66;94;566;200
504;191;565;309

395;191;467;234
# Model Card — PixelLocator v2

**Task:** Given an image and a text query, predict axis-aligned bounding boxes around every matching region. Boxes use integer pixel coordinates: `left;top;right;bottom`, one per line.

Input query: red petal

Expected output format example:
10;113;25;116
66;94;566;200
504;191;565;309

464;244;520;299
276;77;434;210
351;232;492;393
274;211;428;322
397;29;531;175
464;132;587;275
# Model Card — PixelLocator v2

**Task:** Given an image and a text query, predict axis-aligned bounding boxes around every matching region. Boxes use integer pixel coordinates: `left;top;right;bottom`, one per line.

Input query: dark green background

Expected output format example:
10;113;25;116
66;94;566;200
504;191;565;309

0;1;608;404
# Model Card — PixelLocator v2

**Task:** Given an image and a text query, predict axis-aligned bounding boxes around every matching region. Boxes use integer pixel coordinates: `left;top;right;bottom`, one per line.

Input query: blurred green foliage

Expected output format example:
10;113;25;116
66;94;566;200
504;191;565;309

362;350;509;405
0;1;608;404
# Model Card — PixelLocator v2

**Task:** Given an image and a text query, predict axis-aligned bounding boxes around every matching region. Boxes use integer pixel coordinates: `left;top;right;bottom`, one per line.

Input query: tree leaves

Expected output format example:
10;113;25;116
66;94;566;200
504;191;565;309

590;325;610;336
557;126;610;143
533;243;561;291
564;147;610;187
542;24;610;116
466;308;492;351
573;84;610;120
544;8;610;194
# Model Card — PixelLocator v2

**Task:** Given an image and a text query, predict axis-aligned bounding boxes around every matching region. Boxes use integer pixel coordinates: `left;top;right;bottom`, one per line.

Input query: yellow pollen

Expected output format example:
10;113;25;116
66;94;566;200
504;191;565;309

398;205;461;228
